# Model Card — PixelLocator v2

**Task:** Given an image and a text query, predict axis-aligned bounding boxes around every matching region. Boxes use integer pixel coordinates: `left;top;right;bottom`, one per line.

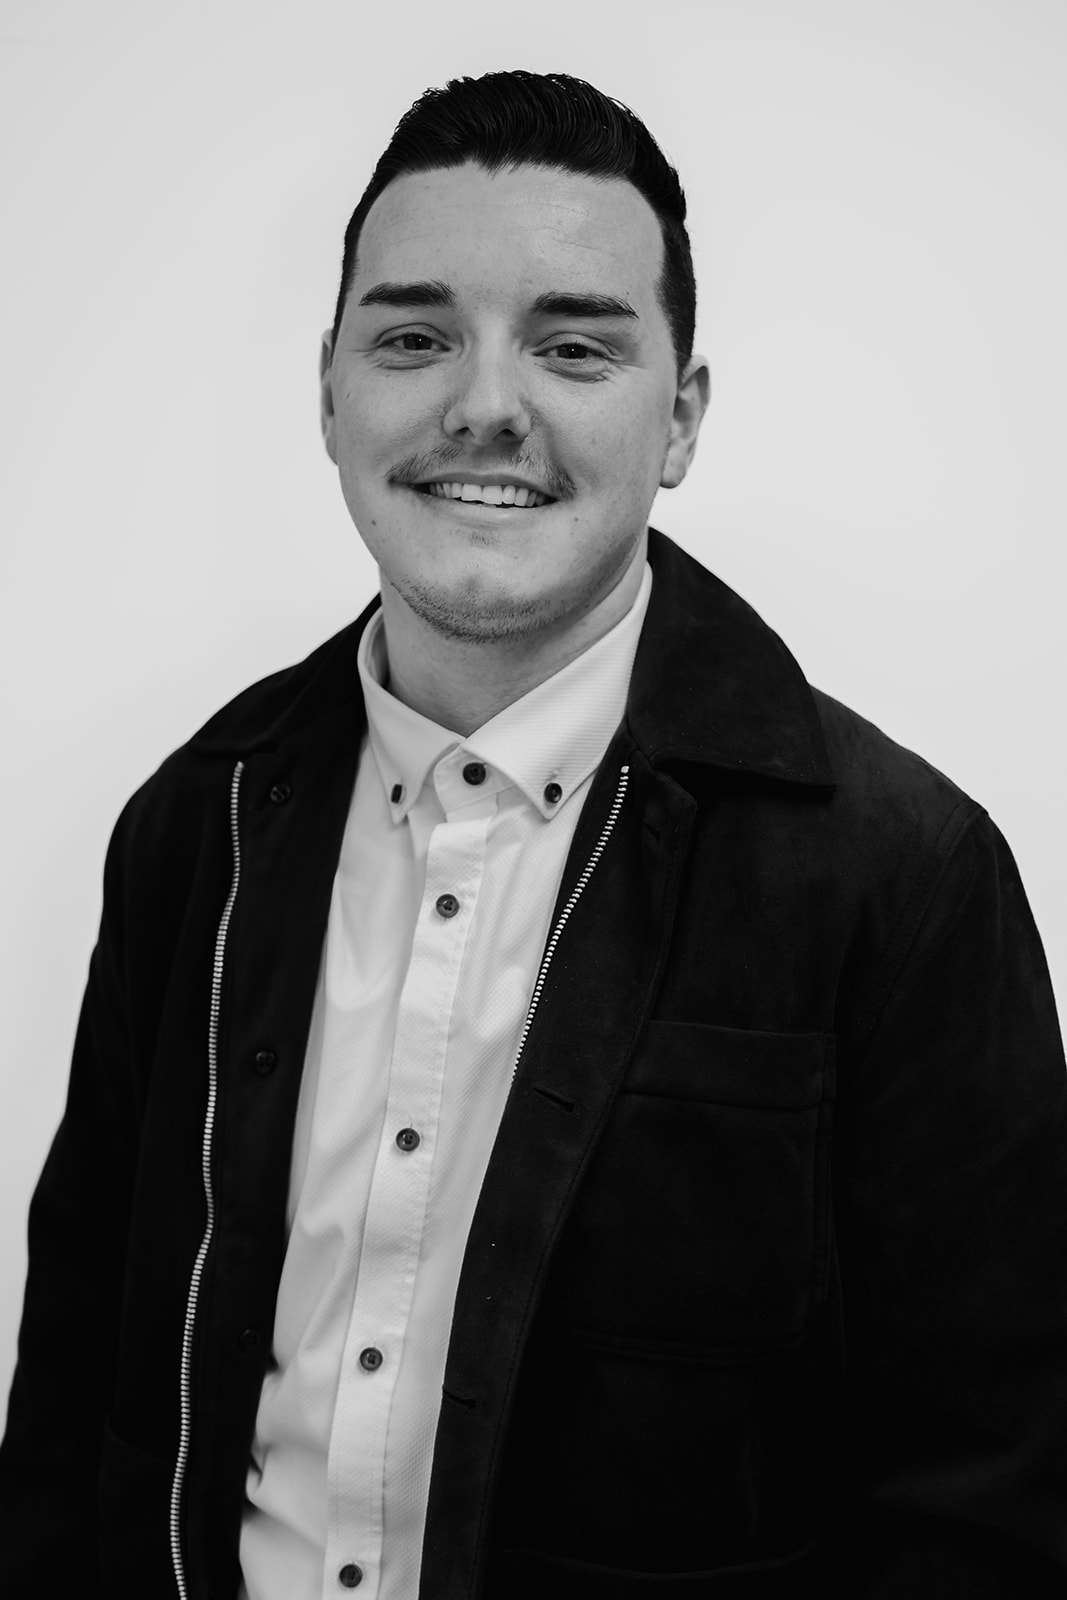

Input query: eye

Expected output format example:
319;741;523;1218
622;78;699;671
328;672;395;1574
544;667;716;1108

372;327;450;364
383;331;442;353
545;340;600;362
538;338;613;375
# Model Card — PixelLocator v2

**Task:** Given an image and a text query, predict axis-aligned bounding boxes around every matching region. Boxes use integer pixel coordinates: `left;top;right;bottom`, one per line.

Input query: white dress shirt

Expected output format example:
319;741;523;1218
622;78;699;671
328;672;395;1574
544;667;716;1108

238;564;652;1600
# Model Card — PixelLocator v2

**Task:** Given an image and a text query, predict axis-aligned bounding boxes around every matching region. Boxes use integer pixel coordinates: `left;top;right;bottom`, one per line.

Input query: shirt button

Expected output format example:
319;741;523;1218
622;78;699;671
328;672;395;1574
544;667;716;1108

435;893;460;918
339;1564;363;1588
544;781;563;805
396;1127;421;1152
359;1346;383;1372
253;1050;277;1076
462;761;487;785
268;782;292;805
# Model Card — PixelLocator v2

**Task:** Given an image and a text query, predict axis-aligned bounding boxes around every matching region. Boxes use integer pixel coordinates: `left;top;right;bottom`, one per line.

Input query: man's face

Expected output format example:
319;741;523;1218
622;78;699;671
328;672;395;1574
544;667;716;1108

322;160;707;644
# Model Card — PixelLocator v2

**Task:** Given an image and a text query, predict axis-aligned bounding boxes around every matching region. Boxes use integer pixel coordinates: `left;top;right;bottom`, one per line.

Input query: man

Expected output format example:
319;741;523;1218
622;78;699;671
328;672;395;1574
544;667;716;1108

1;69;1065;1599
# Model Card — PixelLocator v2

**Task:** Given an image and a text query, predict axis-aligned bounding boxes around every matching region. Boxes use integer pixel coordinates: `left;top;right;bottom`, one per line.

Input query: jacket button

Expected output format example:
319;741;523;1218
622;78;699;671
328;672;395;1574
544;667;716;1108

254;1050;277;1076
396;1127;420;1152
358;1346;383;1372
269;782;292;805
544;781;563;805
339;1565;363;1588
435;893;460;919
238;1327;261;1352
462;761;487;785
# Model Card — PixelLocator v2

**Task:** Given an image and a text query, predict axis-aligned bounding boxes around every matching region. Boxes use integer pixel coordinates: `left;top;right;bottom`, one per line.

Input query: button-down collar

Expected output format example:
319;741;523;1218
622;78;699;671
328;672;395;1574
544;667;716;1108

357;562;653;824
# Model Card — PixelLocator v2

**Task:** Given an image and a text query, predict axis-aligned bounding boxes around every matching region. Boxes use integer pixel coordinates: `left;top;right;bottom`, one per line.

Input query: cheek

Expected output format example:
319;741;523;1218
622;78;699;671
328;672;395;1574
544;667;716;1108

583;396;669;480
340;398;386;458
337;379;418;459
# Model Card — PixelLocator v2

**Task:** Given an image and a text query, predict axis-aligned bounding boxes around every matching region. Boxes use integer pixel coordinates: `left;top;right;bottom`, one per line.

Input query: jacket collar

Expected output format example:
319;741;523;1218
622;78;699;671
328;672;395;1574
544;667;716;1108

189;527;835;790
629;528;835;787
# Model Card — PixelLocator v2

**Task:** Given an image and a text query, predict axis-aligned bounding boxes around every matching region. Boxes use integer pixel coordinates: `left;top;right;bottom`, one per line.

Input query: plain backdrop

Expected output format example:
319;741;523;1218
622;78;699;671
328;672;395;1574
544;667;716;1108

1;0;1064;1402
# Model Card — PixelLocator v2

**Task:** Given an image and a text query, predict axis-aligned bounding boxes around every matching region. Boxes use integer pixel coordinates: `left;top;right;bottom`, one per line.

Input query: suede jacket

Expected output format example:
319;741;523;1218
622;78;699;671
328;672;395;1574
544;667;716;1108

2;529;1066;1599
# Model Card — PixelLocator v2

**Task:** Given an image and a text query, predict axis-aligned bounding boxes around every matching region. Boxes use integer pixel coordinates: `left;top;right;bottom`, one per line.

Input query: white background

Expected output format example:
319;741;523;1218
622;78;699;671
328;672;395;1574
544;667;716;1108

1;0;1064;1399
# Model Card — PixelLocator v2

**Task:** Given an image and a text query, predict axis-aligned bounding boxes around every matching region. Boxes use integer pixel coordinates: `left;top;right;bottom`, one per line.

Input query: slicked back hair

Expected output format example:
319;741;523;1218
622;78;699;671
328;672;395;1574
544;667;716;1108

329;71;696;375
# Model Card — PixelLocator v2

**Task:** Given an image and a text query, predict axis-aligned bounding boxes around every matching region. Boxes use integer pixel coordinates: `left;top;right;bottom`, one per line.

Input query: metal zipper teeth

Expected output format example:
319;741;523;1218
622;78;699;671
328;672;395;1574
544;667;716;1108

169;759;245;1599
512;764;630;1082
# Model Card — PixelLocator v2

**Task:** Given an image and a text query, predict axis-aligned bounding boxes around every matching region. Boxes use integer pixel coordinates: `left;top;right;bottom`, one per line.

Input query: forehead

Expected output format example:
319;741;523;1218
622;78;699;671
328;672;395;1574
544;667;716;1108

353;161;666;312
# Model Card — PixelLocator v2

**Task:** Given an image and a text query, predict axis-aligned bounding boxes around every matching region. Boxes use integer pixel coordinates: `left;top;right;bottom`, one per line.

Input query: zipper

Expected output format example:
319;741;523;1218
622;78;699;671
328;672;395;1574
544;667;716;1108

170;759;245;1598
512;763;630;1082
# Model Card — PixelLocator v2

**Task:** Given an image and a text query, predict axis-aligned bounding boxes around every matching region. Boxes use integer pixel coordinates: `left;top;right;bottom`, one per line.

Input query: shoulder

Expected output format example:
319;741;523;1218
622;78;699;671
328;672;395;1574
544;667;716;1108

804;686;995;931
800;688;1034;1045
105;607;373;878
812;685;983;840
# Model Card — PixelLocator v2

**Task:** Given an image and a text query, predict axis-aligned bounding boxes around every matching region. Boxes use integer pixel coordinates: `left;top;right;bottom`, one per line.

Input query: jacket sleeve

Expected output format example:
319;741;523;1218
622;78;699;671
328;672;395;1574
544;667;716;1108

837;806;1067;1595
0;803;141;1597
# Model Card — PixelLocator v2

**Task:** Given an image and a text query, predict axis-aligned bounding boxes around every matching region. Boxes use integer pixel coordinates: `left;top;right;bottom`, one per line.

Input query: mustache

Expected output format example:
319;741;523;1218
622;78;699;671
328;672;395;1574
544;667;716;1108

389;447;574;501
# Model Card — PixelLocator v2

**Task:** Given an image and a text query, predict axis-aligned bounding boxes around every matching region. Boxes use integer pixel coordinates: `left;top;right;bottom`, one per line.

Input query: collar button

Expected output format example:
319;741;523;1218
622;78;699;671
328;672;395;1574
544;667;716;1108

544;781;563;805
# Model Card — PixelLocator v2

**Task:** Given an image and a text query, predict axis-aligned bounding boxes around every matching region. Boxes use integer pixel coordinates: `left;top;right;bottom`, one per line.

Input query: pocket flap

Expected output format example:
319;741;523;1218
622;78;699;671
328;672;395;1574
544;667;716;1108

628;1021;834;1109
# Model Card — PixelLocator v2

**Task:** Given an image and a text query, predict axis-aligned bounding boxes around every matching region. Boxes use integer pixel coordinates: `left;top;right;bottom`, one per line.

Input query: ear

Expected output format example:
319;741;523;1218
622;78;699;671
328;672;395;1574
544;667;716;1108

319;330;338;463
660;354;711;489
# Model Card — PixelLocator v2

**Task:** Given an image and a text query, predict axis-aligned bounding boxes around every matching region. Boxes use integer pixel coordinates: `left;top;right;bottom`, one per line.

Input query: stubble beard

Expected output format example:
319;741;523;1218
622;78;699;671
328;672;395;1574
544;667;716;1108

395;528;644;647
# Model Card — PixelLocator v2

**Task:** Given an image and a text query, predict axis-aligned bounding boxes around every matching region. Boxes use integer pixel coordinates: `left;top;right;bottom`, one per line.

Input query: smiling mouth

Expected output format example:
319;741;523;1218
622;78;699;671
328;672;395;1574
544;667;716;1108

412;481;553;508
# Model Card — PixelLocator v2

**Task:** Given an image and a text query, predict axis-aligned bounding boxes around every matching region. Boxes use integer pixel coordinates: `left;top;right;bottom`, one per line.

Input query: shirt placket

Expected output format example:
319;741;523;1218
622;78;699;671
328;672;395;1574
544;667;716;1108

322;796;494;1600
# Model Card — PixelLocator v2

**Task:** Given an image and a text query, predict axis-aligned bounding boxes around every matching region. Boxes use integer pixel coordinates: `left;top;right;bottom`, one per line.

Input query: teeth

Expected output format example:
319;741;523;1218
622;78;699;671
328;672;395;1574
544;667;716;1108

424;481;547;507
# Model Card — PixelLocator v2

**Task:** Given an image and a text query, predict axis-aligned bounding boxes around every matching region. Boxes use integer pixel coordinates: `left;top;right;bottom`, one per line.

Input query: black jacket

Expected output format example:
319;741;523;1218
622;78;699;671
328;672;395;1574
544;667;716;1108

2;530;1066;1597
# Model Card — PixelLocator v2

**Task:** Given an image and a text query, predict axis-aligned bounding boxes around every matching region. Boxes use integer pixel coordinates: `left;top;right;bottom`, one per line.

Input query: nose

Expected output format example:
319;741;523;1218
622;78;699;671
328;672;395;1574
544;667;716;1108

442;338;532;446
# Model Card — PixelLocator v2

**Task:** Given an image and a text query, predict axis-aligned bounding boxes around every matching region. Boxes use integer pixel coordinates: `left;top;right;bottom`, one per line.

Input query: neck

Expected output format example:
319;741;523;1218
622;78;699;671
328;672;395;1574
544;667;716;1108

379;536;647;736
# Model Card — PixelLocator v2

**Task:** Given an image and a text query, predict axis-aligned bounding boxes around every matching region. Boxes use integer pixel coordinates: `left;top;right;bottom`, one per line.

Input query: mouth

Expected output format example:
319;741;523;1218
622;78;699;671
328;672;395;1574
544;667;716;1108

409;479;555;509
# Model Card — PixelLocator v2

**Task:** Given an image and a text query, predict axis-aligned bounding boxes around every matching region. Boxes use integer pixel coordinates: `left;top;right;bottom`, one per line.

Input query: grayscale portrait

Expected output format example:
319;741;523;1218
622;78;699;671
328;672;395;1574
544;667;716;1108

2;6;1065;1597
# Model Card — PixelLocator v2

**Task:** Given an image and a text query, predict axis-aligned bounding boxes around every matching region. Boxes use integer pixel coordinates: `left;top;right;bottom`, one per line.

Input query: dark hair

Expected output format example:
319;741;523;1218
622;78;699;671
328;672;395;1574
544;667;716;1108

329;71;696;374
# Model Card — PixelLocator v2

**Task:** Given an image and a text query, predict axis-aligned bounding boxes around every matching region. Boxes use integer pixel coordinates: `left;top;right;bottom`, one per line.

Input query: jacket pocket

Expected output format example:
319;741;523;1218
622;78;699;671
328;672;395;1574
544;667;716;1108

97;1417;177;1594
495;1538;822;1597
545;1021;835;1355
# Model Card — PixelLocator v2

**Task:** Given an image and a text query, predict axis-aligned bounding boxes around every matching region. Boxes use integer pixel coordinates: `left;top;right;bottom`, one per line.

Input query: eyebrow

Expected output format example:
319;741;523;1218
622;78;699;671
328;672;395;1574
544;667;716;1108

530;292;638;321
358;279;455;309
356;281;638;321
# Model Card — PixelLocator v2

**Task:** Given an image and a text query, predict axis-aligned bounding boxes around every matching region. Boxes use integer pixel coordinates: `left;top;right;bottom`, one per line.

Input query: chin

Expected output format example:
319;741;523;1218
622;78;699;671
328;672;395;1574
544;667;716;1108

397;570;576;646
384;533;643;647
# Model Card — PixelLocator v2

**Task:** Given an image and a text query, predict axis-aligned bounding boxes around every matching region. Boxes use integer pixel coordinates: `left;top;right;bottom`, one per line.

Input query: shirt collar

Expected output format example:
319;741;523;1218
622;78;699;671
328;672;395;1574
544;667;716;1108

357;562;653;824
